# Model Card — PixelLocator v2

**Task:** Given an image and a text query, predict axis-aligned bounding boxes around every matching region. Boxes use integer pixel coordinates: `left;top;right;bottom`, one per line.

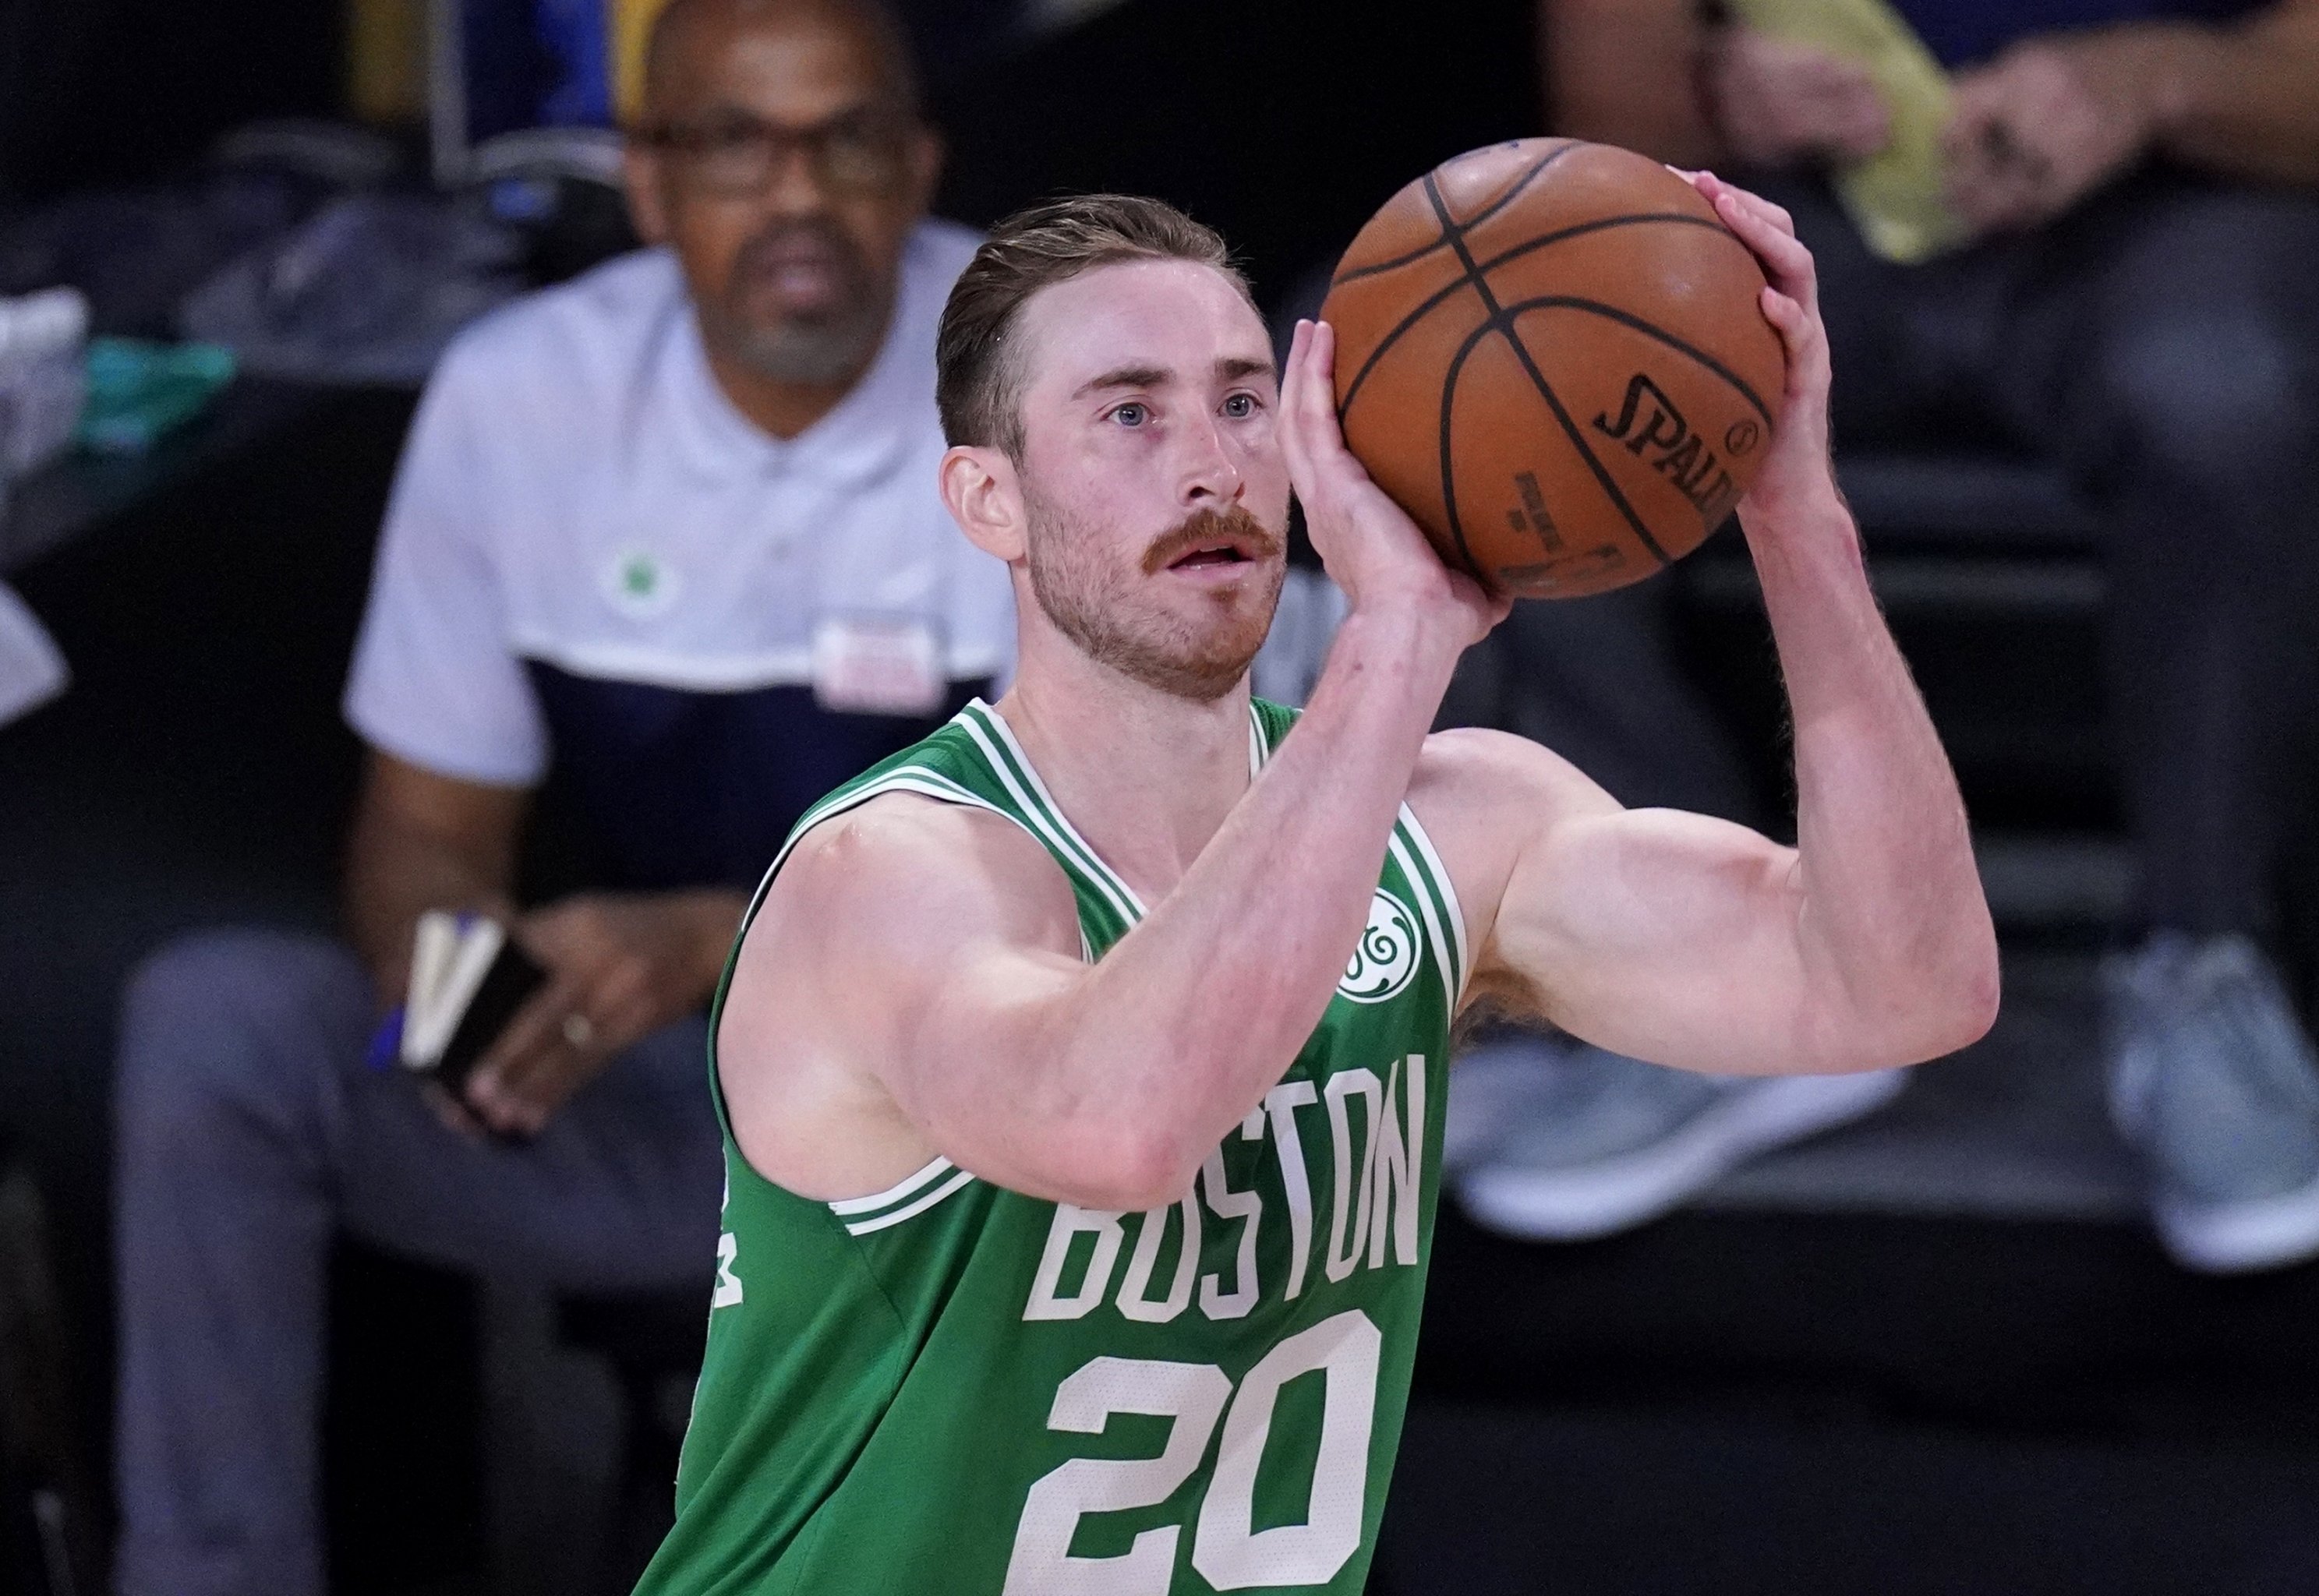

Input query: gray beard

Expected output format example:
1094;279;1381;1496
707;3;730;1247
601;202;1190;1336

715;307;886;388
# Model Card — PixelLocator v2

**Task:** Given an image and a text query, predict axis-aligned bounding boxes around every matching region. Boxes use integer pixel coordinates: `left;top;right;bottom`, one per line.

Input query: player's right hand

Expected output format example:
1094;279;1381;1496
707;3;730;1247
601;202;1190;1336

1278;317;1508;648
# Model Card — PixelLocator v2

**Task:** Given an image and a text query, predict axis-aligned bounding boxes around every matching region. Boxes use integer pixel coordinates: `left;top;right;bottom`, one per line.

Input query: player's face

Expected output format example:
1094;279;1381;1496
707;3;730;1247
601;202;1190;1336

627;3;940;387
1010;260;1292;702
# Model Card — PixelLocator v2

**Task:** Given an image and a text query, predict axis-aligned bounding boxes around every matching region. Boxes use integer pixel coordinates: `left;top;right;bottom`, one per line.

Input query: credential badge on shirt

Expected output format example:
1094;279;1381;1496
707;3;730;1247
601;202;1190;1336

811;613;946;716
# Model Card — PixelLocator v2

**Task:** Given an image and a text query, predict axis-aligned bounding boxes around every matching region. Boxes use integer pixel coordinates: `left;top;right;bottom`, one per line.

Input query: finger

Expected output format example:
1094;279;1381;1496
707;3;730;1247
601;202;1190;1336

465;971;587;1125
1277;320;1319;493
1712;188;1814;287
1301;319;1339;411
491;1002;604;1110
1694;170;1798;239
1719;182;1798;240
1759;286;1810;360
421;1082;486;1142
1286;321;1356;480
502;1049;588;1130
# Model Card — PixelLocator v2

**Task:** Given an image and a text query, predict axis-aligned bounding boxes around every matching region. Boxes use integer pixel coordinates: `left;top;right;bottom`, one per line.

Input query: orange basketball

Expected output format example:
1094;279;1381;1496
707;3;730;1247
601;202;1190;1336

1319;139;1787;600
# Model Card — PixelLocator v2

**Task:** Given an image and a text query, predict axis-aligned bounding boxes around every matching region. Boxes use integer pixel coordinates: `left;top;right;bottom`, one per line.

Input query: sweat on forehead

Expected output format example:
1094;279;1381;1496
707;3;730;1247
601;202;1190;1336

642;0;920;113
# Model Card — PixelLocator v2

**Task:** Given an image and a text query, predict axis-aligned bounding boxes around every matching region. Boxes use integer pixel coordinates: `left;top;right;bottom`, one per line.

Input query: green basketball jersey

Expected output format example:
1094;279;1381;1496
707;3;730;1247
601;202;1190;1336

635;697;1466;1596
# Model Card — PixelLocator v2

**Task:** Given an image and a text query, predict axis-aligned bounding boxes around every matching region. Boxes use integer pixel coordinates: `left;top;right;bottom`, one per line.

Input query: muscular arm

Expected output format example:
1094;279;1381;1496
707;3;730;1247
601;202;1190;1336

1437;507;1995;1073
729;598;1475;1210
1441;175;1997;1076
718;322;1505;1213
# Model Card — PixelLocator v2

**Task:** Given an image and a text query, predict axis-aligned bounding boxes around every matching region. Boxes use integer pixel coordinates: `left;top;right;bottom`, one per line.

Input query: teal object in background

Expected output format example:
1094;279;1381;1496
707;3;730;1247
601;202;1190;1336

76;339;237;456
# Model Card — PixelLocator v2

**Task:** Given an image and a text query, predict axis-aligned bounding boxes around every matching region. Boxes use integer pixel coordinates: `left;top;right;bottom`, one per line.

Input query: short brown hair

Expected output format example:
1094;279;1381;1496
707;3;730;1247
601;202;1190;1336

936;194;1251;457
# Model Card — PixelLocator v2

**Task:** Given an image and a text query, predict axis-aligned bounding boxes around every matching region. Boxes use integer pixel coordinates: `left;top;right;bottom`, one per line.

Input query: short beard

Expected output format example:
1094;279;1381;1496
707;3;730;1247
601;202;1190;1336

705;221;890;387
1026;496;1286;703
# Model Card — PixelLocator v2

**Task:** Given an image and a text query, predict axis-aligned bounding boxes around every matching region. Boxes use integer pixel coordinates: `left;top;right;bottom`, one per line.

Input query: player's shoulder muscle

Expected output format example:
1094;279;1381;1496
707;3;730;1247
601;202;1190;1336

755;791;1081;984
1405;727;1623;949
716;793;1083;1196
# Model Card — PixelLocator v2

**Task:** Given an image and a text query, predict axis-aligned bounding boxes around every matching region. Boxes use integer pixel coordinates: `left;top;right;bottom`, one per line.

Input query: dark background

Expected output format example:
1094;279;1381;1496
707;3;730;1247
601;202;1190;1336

5;2;2317;1593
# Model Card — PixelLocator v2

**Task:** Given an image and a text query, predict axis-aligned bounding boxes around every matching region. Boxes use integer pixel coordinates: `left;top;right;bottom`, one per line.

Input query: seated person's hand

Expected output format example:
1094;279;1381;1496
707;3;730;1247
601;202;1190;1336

1706;25;1893;170
1942;36;2159;236
440;889;742;1139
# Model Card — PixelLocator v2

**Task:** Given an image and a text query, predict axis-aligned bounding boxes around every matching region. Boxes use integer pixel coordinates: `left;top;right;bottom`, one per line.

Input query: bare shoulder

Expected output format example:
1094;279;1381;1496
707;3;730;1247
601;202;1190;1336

1407;726;1619;847
763;789;1080;953
717;791;1080;1199
1404;728;1623;956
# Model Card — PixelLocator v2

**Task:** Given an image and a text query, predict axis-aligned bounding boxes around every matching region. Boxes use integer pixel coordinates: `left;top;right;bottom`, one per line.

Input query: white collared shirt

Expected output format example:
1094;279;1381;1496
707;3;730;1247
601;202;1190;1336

344;219;1009;789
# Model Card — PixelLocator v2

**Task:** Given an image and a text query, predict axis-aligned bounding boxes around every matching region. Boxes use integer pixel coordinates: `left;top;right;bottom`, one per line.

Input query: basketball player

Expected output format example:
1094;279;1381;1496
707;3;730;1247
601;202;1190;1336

635;177;1998;1594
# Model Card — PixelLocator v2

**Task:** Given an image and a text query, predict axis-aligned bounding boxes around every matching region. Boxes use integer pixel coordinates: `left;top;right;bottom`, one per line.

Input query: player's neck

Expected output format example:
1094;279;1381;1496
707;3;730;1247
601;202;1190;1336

994;641;1254;905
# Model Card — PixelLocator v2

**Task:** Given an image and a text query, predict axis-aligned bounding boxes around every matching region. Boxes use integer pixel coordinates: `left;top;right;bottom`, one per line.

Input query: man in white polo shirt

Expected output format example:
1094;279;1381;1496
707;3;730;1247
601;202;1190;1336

108;3;1008;1592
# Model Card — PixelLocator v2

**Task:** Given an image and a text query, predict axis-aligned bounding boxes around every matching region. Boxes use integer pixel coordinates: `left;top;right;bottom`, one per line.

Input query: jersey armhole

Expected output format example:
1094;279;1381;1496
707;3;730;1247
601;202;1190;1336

704;769;1045;1218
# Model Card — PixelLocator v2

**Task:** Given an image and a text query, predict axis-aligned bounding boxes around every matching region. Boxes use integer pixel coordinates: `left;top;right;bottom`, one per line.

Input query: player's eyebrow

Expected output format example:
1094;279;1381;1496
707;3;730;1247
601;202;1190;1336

1073;364;1172;400
1215;355;1274;384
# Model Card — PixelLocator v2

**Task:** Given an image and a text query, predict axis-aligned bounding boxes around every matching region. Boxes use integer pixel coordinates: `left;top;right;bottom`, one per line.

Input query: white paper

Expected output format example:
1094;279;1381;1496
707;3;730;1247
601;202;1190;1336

0;581;67;729
401;910;507;1069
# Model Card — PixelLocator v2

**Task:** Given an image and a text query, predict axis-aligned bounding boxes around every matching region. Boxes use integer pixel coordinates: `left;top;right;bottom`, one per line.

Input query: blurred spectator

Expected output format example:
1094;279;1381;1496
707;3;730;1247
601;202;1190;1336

108;2;1009;1591
1455;0;2319;1272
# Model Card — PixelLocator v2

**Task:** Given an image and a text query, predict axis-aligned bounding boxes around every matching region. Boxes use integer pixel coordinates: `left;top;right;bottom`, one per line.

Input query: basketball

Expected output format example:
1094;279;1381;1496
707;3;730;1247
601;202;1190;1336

1319;139;1787;600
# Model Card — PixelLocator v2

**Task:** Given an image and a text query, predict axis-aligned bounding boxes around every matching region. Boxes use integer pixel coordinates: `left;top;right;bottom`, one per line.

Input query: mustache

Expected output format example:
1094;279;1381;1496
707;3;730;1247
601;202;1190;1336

1140;507;1285;576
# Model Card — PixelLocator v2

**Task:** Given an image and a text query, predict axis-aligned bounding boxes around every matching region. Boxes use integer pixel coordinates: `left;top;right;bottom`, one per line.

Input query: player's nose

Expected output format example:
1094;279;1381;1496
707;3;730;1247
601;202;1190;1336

1179;414;1245;507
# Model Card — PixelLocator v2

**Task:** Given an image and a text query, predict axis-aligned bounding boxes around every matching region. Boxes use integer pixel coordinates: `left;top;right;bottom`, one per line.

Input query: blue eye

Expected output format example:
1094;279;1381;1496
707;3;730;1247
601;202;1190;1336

1223;393;1257;418
1112;403;1147;427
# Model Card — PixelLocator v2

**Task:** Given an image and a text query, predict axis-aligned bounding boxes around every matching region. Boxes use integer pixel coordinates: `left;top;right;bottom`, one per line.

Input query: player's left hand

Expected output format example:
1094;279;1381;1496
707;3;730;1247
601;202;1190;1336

1677;171;1838;524
459;888;744;1138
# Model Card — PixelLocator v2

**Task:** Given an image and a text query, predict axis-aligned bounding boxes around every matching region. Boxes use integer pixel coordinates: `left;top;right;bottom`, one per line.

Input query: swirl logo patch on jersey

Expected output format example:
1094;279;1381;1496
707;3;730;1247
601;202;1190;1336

1338;888;1419;1004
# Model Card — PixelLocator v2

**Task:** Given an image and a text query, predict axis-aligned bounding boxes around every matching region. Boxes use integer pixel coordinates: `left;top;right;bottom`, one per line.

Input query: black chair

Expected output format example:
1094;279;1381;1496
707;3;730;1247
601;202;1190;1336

0;1146;94;1596
555;1287;708;1594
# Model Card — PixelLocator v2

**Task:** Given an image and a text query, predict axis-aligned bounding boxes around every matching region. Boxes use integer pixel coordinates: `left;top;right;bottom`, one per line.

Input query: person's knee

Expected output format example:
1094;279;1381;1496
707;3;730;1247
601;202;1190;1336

116;928;369;1137
2084;195;2319;501
2091;307;2313;490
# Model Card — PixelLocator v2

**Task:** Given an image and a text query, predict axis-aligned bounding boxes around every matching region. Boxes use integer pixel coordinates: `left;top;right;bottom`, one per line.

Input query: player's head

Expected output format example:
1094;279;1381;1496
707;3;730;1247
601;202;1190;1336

625;0;942;388
936;195;1290;704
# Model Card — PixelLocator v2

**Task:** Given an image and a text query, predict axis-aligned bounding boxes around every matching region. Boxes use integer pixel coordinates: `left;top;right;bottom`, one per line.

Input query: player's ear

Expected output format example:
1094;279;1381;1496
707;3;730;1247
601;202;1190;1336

940;444;1027;563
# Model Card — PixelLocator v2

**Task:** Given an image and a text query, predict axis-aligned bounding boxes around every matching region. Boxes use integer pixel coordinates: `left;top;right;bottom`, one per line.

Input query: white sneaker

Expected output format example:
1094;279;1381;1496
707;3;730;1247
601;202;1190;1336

2104;934;2319;1274
1455;1041;1907;1241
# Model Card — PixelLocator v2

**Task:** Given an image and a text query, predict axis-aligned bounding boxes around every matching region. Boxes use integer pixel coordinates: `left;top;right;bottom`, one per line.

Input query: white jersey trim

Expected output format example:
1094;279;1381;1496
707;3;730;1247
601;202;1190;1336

730;760;1030;1237
957;701;1147;925
828;1155;956;1216
1393;803;1470;1007
843;1168;978;1236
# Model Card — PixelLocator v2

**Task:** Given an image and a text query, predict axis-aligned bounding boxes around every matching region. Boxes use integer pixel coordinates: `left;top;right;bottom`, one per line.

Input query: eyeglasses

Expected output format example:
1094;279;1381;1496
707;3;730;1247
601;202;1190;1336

631;108;917;196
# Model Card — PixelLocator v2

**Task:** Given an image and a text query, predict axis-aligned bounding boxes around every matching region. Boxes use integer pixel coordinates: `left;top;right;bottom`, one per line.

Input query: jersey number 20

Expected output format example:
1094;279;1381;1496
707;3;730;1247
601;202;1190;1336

1003;1308;1381;1593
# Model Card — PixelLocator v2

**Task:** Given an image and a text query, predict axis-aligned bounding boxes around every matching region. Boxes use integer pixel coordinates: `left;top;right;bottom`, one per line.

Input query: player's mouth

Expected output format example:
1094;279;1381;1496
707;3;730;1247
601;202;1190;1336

1167;541;1256;570
1142;510;1284;579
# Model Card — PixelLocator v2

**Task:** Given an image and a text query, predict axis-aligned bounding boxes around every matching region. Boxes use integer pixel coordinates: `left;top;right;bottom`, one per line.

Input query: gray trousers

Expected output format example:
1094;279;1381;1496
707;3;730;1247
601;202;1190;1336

111;927;724;1596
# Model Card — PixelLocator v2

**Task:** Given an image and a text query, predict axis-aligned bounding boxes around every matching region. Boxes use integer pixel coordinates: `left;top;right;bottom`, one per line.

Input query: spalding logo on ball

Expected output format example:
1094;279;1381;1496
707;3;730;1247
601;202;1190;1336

1320;139;1787;600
